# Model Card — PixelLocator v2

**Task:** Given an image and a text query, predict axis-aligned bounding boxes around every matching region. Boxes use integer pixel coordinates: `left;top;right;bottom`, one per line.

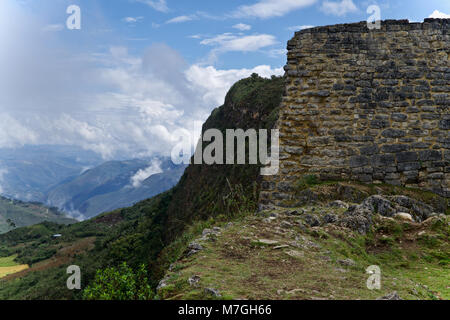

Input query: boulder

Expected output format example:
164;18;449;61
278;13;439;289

360;195;396;217
338;207;374;234
338;258;356;267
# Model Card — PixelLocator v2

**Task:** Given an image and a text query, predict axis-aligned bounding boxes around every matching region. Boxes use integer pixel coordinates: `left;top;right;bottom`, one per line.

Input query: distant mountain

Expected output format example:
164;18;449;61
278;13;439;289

46;158;186;220
0;196;76;234
0;145;103;202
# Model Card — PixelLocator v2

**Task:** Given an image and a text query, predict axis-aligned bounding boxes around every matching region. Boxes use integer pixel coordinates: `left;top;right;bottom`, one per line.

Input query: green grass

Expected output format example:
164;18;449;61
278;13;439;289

158;205;449;300
0;255;19;268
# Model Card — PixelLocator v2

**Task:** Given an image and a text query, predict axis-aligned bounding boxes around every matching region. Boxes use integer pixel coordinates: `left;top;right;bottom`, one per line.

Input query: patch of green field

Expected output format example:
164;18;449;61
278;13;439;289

0;255;20;267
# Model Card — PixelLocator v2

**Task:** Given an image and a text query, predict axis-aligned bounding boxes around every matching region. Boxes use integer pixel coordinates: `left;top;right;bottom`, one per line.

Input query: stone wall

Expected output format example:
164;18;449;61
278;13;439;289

261;19;450;208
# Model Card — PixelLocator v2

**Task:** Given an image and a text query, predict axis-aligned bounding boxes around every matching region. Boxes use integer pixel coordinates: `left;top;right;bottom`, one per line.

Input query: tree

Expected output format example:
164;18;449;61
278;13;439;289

83;262;154;300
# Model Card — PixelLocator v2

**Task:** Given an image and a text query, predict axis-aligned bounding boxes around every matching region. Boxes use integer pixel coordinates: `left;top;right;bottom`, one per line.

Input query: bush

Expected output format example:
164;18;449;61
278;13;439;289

83;263;154;300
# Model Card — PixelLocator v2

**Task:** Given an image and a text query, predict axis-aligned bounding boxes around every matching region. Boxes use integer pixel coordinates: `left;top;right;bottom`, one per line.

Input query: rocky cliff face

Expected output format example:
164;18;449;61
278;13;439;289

261;19;450;209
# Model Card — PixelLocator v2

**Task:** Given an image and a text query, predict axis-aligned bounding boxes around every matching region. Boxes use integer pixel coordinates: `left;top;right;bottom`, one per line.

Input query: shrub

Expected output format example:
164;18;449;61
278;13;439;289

83;262;154;300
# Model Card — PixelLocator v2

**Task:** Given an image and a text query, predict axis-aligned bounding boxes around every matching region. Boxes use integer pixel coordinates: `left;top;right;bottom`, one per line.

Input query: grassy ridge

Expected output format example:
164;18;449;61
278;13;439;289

158;184;449;300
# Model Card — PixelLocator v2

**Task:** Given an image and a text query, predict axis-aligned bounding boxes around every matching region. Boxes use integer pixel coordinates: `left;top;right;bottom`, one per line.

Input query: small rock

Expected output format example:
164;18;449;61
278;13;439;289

335;268;348;273
304;240;321;249
188;275;201;287
394;212;414;222
376;292;402;300
338;258;356;267
156;278;168;291
281;221;293;229
204;288;222;298
304;214;320;227
285;250;304;258
286;288;305;295
289;209;304;216
328;200;349;209
322;214;338;225
186;241;204;256
202;229;213;237
189;242;204;251
273;245;290;250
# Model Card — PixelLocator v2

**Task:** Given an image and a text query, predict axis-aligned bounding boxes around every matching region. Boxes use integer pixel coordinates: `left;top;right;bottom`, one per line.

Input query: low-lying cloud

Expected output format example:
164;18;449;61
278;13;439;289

130;159;163;188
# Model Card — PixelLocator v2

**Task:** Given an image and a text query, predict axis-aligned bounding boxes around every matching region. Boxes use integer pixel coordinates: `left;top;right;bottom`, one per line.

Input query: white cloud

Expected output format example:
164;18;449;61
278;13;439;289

233;0;317;19
186;65;284;107
123;16;144;24
287;25;315;31
135;0;168;12
200;33;277;53
320;0;358;16
428;10;450;19
130;159;163;188
166;15;195;24
233;23;252;31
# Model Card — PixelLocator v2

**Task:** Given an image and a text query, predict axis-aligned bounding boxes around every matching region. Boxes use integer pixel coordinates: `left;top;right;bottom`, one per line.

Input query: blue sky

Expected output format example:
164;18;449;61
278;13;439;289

0;0;449;159
27;0;450;68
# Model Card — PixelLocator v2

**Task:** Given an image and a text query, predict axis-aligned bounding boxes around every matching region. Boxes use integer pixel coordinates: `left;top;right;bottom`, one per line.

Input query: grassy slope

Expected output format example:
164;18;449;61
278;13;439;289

158;183;449;300
0;196;76;234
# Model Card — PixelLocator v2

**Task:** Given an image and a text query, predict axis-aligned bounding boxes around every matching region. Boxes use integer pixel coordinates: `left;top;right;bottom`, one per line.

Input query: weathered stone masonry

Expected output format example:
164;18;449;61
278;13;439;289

261;19;450;208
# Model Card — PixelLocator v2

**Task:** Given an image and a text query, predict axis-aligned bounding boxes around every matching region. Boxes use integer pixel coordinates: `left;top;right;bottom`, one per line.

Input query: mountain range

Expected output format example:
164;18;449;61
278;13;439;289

0;146;186;220
46;158;186;220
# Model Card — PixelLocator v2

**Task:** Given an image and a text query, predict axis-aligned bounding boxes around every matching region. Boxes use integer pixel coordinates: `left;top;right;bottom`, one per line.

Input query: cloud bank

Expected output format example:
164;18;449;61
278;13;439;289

0;1;283;160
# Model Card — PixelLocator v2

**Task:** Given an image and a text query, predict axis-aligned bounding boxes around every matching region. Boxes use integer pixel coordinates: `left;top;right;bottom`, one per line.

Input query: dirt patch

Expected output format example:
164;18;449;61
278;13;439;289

94;211;123;226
